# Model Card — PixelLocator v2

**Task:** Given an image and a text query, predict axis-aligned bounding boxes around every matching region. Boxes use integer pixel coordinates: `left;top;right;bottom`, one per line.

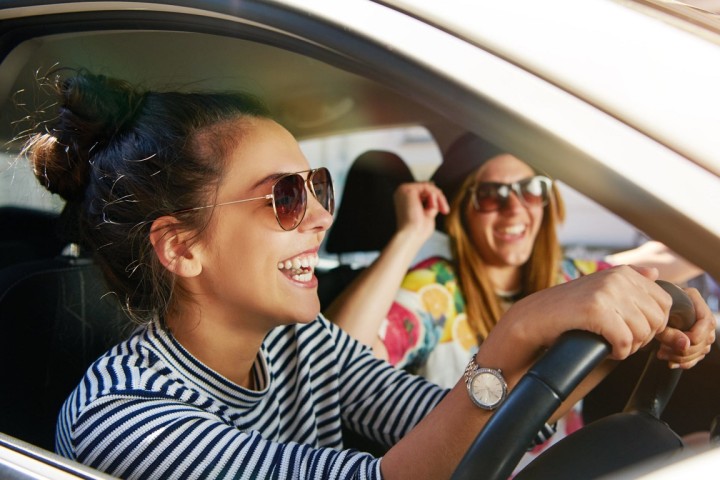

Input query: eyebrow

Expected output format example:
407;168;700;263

478;176;535;185
249;168;314;191
248;172;287;191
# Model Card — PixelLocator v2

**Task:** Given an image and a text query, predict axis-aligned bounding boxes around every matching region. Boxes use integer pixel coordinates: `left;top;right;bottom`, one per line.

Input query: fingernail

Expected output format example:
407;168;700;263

668;362;680;369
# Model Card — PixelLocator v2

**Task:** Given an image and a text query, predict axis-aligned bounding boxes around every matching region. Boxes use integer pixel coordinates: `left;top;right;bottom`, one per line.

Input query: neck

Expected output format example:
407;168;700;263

487;265;522;294
165;304;266;389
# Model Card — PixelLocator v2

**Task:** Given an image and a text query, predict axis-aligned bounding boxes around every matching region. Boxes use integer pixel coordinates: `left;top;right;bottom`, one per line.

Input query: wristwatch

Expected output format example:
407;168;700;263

464;356;508;410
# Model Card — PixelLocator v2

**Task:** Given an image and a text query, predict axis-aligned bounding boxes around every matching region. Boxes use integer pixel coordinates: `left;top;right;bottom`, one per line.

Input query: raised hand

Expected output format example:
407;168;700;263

393;182;449;243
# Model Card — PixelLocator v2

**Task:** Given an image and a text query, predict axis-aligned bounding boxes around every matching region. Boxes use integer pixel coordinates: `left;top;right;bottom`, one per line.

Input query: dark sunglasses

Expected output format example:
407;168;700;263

468;175;552;213
177;167;334;231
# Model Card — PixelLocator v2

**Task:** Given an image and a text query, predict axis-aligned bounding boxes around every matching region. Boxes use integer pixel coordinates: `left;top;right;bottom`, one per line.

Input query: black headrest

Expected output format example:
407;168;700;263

325;150;414;254
0;207;64;267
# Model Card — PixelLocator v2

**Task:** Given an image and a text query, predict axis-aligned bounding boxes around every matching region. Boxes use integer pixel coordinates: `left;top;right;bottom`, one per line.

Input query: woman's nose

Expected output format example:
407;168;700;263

300;193;334;232
500;190;525;212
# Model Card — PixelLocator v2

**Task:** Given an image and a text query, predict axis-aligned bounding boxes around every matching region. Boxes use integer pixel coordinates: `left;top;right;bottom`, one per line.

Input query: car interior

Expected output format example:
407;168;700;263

0;2;719;478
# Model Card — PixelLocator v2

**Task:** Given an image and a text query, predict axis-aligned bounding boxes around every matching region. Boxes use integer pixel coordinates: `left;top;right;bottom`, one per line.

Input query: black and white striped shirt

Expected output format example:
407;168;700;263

56;315;447;479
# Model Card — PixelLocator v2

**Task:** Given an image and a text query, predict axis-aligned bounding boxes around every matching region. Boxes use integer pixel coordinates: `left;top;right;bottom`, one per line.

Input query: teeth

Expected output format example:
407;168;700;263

277;253;319;280
502;225;525;235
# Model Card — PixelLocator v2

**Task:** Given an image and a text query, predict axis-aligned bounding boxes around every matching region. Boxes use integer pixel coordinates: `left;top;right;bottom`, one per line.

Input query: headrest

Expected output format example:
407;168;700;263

325;150;414;253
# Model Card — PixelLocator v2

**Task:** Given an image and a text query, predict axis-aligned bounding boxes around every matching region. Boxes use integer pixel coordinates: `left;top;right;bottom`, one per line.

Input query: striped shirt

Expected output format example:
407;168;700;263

56;315;447;479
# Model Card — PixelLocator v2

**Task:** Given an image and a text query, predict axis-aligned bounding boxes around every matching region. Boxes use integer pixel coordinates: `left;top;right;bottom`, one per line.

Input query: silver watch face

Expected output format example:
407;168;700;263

469;370;506;409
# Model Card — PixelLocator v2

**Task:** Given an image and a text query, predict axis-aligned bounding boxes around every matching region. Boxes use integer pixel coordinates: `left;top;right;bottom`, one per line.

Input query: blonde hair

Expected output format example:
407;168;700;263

445;167;566;341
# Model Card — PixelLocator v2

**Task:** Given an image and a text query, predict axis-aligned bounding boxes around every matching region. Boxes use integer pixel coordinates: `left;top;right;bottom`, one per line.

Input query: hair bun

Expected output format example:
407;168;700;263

24;70;145;201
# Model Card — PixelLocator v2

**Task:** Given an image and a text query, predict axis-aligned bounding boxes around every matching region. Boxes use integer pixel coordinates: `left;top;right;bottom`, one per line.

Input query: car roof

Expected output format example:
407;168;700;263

386;0;720;174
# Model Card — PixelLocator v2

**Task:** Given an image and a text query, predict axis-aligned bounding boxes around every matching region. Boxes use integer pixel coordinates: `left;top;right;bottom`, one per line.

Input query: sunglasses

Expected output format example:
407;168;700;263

176;167;335;231
468;175;552;213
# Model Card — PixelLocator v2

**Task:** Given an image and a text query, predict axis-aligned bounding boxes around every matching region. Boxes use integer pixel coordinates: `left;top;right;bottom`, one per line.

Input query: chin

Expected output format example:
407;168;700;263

274;308;319;328
502;251;532;267
295;299;321;323
300;307;321;323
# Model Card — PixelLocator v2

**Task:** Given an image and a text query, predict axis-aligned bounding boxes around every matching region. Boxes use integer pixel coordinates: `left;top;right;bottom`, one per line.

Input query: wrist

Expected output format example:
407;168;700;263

391;227;429;253
476;309;541;385
464;357;507;410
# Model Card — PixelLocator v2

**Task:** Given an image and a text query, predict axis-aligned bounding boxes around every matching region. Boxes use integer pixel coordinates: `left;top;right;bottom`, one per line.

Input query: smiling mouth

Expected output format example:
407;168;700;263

496;224;527;239
277;252;319;282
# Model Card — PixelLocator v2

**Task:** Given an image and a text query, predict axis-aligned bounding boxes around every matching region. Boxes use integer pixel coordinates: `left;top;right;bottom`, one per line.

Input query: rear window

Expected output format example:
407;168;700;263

0;152;64;213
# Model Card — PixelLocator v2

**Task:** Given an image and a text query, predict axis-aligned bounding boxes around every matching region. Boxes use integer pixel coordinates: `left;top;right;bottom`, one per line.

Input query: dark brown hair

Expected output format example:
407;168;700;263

22;70;269;323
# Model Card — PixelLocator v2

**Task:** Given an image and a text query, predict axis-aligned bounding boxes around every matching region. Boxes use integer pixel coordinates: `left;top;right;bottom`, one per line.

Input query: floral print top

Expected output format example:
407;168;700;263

378;256;612;381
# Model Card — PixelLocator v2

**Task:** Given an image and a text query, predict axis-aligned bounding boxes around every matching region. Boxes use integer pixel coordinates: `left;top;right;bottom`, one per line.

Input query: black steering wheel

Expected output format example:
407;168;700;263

452;280;696;480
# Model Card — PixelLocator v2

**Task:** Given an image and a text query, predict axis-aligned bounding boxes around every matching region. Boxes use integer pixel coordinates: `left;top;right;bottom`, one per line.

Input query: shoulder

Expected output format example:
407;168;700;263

410;255;454;272
401;256;462;316
383;257;463;370
401;256;456;289
65;324;169;405
58;324;178;444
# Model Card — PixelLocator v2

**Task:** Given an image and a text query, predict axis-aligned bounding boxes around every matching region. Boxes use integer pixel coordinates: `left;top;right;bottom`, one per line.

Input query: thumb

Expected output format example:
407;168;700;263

655;327;691;354
629;265;660;281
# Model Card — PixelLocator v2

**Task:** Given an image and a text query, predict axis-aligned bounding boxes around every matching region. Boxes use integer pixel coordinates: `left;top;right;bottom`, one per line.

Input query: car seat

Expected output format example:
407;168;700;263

325;150;415;254
0;203;130;451
319;150;414;310
0;206;65;268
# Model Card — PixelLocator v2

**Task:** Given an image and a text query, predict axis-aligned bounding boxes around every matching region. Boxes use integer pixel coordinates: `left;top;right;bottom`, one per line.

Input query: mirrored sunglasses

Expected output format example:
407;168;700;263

176;167;335;231
469;175;552;213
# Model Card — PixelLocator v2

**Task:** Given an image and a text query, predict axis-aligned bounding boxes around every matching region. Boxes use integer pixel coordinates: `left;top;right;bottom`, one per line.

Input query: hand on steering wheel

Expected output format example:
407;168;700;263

452;278;715;480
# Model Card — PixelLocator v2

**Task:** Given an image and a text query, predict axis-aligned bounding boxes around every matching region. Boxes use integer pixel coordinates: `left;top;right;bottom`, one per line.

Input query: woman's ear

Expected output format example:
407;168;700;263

150;216;202;277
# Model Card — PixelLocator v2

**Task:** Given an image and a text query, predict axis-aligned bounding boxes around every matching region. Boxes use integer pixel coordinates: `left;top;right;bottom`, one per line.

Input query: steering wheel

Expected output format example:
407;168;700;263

451;280;696;480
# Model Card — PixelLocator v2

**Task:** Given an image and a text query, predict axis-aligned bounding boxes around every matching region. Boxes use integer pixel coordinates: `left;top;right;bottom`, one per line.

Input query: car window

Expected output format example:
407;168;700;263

0;152;64;212
556;181;641;256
